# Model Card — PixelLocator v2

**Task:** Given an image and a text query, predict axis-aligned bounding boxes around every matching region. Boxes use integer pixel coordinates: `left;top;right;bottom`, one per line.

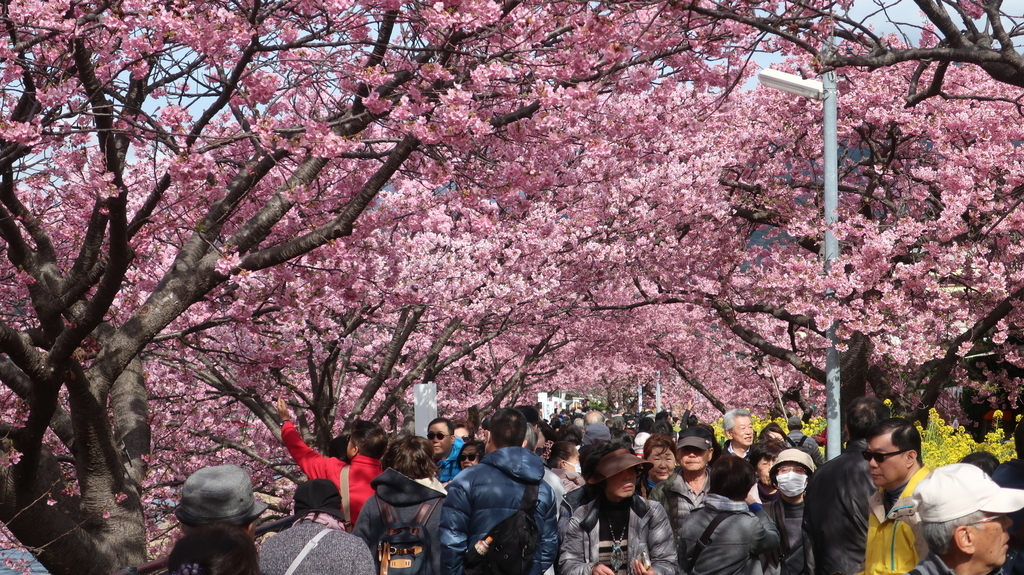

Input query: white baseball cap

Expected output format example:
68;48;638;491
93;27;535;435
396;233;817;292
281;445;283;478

913;463;1024;523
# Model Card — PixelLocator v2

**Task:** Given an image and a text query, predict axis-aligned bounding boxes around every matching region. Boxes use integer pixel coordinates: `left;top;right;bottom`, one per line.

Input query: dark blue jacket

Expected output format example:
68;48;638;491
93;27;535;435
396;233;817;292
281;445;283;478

439;446;558;575
993;459;1024;575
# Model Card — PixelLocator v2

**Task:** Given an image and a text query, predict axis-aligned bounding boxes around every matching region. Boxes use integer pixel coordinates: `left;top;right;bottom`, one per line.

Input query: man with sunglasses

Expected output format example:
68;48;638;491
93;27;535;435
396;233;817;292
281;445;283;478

905;464;1024;575
429;417;464;482
863;417;932;575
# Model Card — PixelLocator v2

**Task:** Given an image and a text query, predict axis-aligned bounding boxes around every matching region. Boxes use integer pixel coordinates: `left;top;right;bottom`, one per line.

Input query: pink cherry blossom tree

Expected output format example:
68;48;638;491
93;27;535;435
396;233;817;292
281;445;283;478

0;0;738;571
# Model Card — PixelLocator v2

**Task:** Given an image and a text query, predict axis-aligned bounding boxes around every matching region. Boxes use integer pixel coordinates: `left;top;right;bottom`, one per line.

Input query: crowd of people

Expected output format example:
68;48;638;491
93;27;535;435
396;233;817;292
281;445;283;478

160;397;1024;575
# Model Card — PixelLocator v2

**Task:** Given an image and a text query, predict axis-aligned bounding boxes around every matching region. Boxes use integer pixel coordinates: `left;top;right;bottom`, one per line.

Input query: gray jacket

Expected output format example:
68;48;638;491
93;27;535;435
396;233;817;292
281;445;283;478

904;552;956;575
259;521;376;575
559;495;677;575
649;469;709;536
678;494;781;575
785;432;825;468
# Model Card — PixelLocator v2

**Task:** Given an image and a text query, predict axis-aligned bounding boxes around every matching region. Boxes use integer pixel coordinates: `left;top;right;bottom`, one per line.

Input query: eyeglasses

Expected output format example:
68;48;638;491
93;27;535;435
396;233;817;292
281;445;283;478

427;432;449;440
459;452;479;462
861;448;911;463
968;514;1006;527
775;464;809;475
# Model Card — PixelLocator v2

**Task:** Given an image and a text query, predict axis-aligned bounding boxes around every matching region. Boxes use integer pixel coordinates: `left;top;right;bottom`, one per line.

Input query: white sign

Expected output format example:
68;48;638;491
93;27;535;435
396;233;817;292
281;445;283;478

414;382;437;437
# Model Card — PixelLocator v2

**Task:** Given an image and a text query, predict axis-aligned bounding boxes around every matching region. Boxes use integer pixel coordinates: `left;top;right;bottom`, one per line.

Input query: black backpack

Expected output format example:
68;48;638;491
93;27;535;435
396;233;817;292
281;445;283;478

376;498;440;575
785;434;809;449
464;482;540;575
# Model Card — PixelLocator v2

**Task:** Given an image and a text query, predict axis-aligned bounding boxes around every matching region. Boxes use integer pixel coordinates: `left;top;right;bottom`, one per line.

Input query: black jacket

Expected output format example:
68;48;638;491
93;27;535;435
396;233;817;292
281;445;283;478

763;499;813;575
802;439;874;575
351;468;446;575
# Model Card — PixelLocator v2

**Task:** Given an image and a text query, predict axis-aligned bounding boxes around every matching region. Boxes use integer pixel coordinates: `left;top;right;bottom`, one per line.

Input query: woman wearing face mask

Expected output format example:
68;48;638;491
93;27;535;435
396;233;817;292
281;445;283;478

761;449;816;575
548;440;585;492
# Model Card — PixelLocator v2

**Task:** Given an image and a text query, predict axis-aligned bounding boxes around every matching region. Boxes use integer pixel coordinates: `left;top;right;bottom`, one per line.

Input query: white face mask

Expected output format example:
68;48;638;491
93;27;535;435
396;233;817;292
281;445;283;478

776;472;808;497
572;462;582;475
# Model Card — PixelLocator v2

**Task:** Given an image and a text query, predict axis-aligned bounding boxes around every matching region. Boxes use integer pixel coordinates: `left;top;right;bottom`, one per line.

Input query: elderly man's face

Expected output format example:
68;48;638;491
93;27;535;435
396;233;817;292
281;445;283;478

964;514;1012;569
725;416;754;449
678;446;712;472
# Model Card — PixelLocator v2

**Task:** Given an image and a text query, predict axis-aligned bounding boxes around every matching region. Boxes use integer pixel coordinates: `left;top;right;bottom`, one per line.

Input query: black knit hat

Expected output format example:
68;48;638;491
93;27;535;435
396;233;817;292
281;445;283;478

293;479;347;521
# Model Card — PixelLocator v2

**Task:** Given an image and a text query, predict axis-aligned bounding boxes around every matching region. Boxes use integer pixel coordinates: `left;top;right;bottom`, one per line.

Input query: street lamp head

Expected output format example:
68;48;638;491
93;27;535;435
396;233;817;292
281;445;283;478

758;68;824;100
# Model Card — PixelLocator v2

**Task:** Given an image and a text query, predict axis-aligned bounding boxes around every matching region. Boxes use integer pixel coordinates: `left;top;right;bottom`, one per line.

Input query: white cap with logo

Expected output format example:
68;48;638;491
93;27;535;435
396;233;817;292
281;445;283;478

913;463;1024;523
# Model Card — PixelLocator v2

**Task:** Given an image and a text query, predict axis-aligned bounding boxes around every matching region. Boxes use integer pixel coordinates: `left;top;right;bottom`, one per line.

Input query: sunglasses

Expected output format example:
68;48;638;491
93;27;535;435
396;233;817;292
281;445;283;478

459;452;479;462
861;448;911;463
427;432;449;440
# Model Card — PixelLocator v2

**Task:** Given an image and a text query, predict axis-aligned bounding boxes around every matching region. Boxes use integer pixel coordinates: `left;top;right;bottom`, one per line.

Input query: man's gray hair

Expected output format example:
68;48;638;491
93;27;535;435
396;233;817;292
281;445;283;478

524;424;538;451
921;511;987;554
583;411;606;429
723;408;751;432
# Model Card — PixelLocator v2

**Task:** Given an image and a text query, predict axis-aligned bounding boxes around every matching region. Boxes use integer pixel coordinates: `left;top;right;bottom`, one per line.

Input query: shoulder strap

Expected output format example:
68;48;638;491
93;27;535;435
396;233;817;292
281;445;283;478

665;490;682;534
519;483;540;512
413;498;442;525
798;435;809;448
284;528;332;575
378;498;396;525
692;512;731;566
784;435;797;447
340;465;352;526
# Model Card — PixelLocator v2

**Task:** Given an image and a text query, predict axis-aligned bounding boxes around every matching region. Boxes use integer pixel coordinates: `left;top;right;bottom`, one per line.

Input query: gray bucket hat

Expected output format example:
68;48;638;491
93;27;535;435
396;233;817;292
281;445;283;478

174;465;268;526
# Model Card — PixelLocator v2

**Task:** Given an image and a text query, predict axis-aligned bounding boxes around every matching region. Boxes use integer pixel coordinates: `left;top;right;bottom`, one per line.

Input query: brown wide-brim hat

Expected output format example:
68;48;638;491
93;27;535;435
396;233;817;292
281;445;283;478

588;449;653;484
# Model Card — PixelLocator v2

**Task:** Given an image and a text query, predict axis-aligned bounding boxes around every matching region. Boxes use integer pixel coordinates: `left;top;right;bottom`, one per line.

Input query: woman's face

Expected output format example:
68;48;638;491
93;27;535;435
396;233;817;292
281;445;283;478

645;447;676;483
756;456;776;486
458;446;481;469
603;467;638;502
559;455;580;472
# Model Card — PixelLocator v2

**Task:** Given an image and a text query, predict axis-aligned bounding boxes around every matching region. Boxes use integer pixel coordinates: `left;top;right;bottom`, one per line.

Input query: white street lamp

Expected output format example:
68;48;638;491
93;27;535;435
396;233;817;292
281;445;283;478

758;67;842;461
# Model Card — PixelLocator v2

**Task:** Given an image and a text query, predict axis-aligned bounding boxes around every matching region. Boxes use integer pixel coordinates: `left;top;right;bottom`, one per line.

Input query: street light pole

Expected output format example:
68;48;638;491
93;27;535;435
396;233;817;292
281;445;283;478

757;67;842;461
822;69;841;462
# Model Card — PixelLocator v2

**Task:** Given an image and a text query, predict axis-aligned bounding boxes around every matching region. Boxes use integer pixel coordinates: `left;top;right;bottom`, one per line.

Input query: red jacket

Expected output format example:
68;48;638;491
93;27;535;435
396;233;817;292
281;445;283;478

281;421;382;524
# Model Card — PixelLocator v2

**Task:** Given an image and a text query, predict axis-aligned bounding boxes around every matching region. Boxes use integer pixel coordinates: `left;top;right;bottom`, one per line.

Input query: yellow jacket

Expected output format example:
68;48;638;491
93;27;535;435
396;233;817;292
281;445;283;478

862;466;931;575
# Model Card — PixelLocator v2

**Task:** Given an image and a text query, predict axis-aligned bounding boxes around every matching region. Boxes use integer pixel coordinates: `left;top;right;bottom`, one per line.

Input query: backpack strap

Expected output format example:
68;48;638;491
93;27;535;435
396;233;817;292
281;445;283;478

340;465;352;528
378;498;396;526
413;498;442;525
519;483;540;513
284;528;332;575
798;435;809;448
376;500;396;574
691;512;731;566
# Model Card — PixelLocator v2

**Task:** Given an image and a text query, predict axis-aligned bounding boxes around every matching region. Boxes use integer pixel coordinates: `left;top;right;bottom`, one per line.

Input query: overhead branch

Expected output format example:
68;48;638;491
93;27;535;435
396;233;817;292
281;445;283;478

650;346;728;413
347;305;427;422
369;316;465;423
236;134;420;270
711;300;826;383
910;285;1024;422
